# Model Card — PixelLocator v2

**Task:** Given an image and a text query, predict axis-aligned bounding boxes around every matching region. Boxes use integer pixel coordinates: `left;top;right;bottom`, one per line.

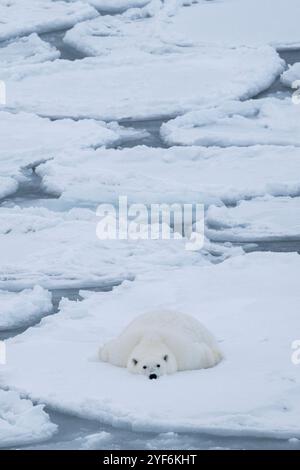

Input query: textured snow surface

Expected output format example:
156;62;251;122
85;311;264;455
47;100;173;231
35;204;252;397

2;253;300;437
159;0;300;49
0;285;52;330
0;390;57;448
161;99;300;147
0;34;60;68
3;46;283;120
68;0;150;13
281;63;300;87
0;0;98;42
63;1;205;58
0;206;209;290
0;111;140;197
35;145;300;206
206;196;300;242
0;177;18;200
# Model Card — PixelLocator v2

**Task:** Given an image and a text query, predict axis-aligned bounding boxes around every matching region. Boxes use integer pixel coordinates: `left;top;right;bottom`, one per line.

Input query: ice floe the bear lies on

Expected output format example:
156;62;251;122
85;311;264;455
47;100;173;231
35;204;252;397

99;311;222;379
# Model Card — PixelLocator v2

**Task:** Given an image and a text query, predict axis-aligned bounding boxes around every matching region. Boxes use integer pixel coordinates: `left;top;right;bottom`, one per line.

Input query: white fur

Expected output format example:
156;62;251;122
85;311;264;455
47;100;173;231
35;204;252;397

99;311;222;378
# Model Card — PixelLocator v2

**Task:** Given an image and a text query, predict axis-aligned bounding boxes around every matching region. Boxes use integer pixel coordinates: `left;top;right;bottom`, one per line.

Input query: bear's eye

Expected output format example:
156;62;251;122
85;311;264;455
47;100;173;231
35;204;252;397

143;365;147;369
157;364;160;368
132;359;138;366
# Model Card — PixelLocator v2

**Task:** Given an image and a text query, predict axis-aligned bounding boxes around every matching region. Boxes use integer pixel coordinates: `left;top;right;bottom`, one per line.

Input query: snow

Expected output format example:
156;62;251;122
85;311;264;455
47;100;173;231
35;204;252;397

206;196;300;243
0;285;52;330
2;46;283;120
0;389;57;448
0;110;140;198
63;1;201;58
0;0;98;42
35;145;300;206
67;0;150;13
0;176;18;200
0;34;60;68
160;99;300;147
0;0;299;447
0;206;209;290
78;431;112;449
159;0;300;50
281;63;300;87
2;252;300;437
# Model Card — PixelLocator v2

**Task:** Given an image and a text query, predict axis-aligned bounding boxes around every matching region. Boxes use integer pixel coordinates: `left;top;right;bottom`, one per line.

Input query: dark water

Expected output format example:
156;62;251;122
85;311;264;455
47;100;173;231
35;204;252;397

239;240;300;254
119;118;168;148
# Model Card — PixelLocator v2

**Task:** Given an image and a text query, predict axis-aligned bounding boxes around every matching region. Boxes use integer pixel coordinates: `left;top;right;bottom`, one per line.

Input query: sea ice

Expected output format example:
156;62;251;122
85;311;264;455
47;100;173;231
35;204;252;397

2;252;300;437
160;99;300;147
281;63;300;88
158;0;300;50
0;0;98;42
0;34;60;68
35;145;300;206
206;196;300;243
2;46;283;120
0;285;52;330
0;206;208;290
0;110;140;198
0;390;57;448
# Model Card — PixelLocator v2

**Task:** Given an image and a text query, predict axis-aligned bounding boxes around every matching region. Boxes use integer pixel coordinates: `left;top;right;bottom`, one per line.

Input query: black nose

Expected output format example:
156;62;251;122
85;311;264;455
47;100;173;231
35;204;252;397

149;374;157;380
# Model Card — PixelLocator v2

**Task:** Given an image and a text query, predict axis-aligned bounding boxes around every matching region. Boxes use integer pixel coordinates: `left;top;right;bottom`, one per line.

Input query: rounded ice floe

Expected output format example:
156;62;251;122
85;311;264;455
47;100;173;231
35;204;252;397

71;0;150;14
281;63;300;87
35;145;300;206
160;0;300;50
0;177;18;200
0;285;53;330
0;110;140;193
160;98;300;147
0;206;208;290
206;196;300;243
0;390;57;448
0;34;60;68
2;252;300;437
63;1;198;58
0;0;98;42
4;45;283;120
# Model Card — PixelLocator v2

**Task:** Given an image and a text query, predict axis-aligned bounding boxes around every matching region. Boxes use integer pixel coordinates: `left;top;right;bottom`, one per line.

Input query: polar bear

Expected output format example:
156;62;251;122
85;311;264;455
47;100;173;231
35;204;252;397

99;310;222;379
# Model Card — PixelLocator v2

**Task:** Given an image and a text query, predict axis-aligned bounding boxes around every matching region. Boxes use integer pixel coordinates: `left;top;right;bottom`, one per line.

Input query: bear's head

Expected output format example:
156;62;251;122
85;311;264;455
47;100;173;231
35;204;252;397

127;336;177;379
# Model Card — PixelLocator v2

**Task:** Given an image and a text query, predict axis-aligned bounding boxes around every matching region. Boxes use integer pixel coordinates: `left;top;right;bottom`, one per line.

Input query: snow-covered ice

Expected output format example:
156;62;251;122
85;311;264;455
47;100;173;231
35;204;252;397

0;176;18;200
35;145;300;206
0;285;52;330
0;0;98;42
0;206;208;290
0;34;60;68
0;0;299;449
2;252;300;437
0;389;57;448
206;196;300;243
158;0;300;50
3;46;283;120
67;0;150;13
281;63;300;87
0;111;140;198
160;99;300;147
63;1;203;58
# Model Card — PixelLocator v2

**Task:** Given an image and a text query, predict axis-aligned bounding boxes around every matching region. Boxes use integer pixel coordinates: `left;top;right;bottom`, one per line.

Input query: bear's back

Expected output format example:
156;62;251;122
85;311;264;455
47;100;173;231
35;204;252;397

124;310;215;345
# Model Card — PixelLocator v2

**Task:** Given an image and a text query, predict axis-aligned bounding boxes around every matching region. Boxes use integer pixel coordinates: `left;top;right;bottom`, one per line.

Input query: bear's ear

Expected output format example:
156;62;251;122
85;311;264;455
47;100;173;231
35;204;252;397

163;354;168;362
132;358;138;366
